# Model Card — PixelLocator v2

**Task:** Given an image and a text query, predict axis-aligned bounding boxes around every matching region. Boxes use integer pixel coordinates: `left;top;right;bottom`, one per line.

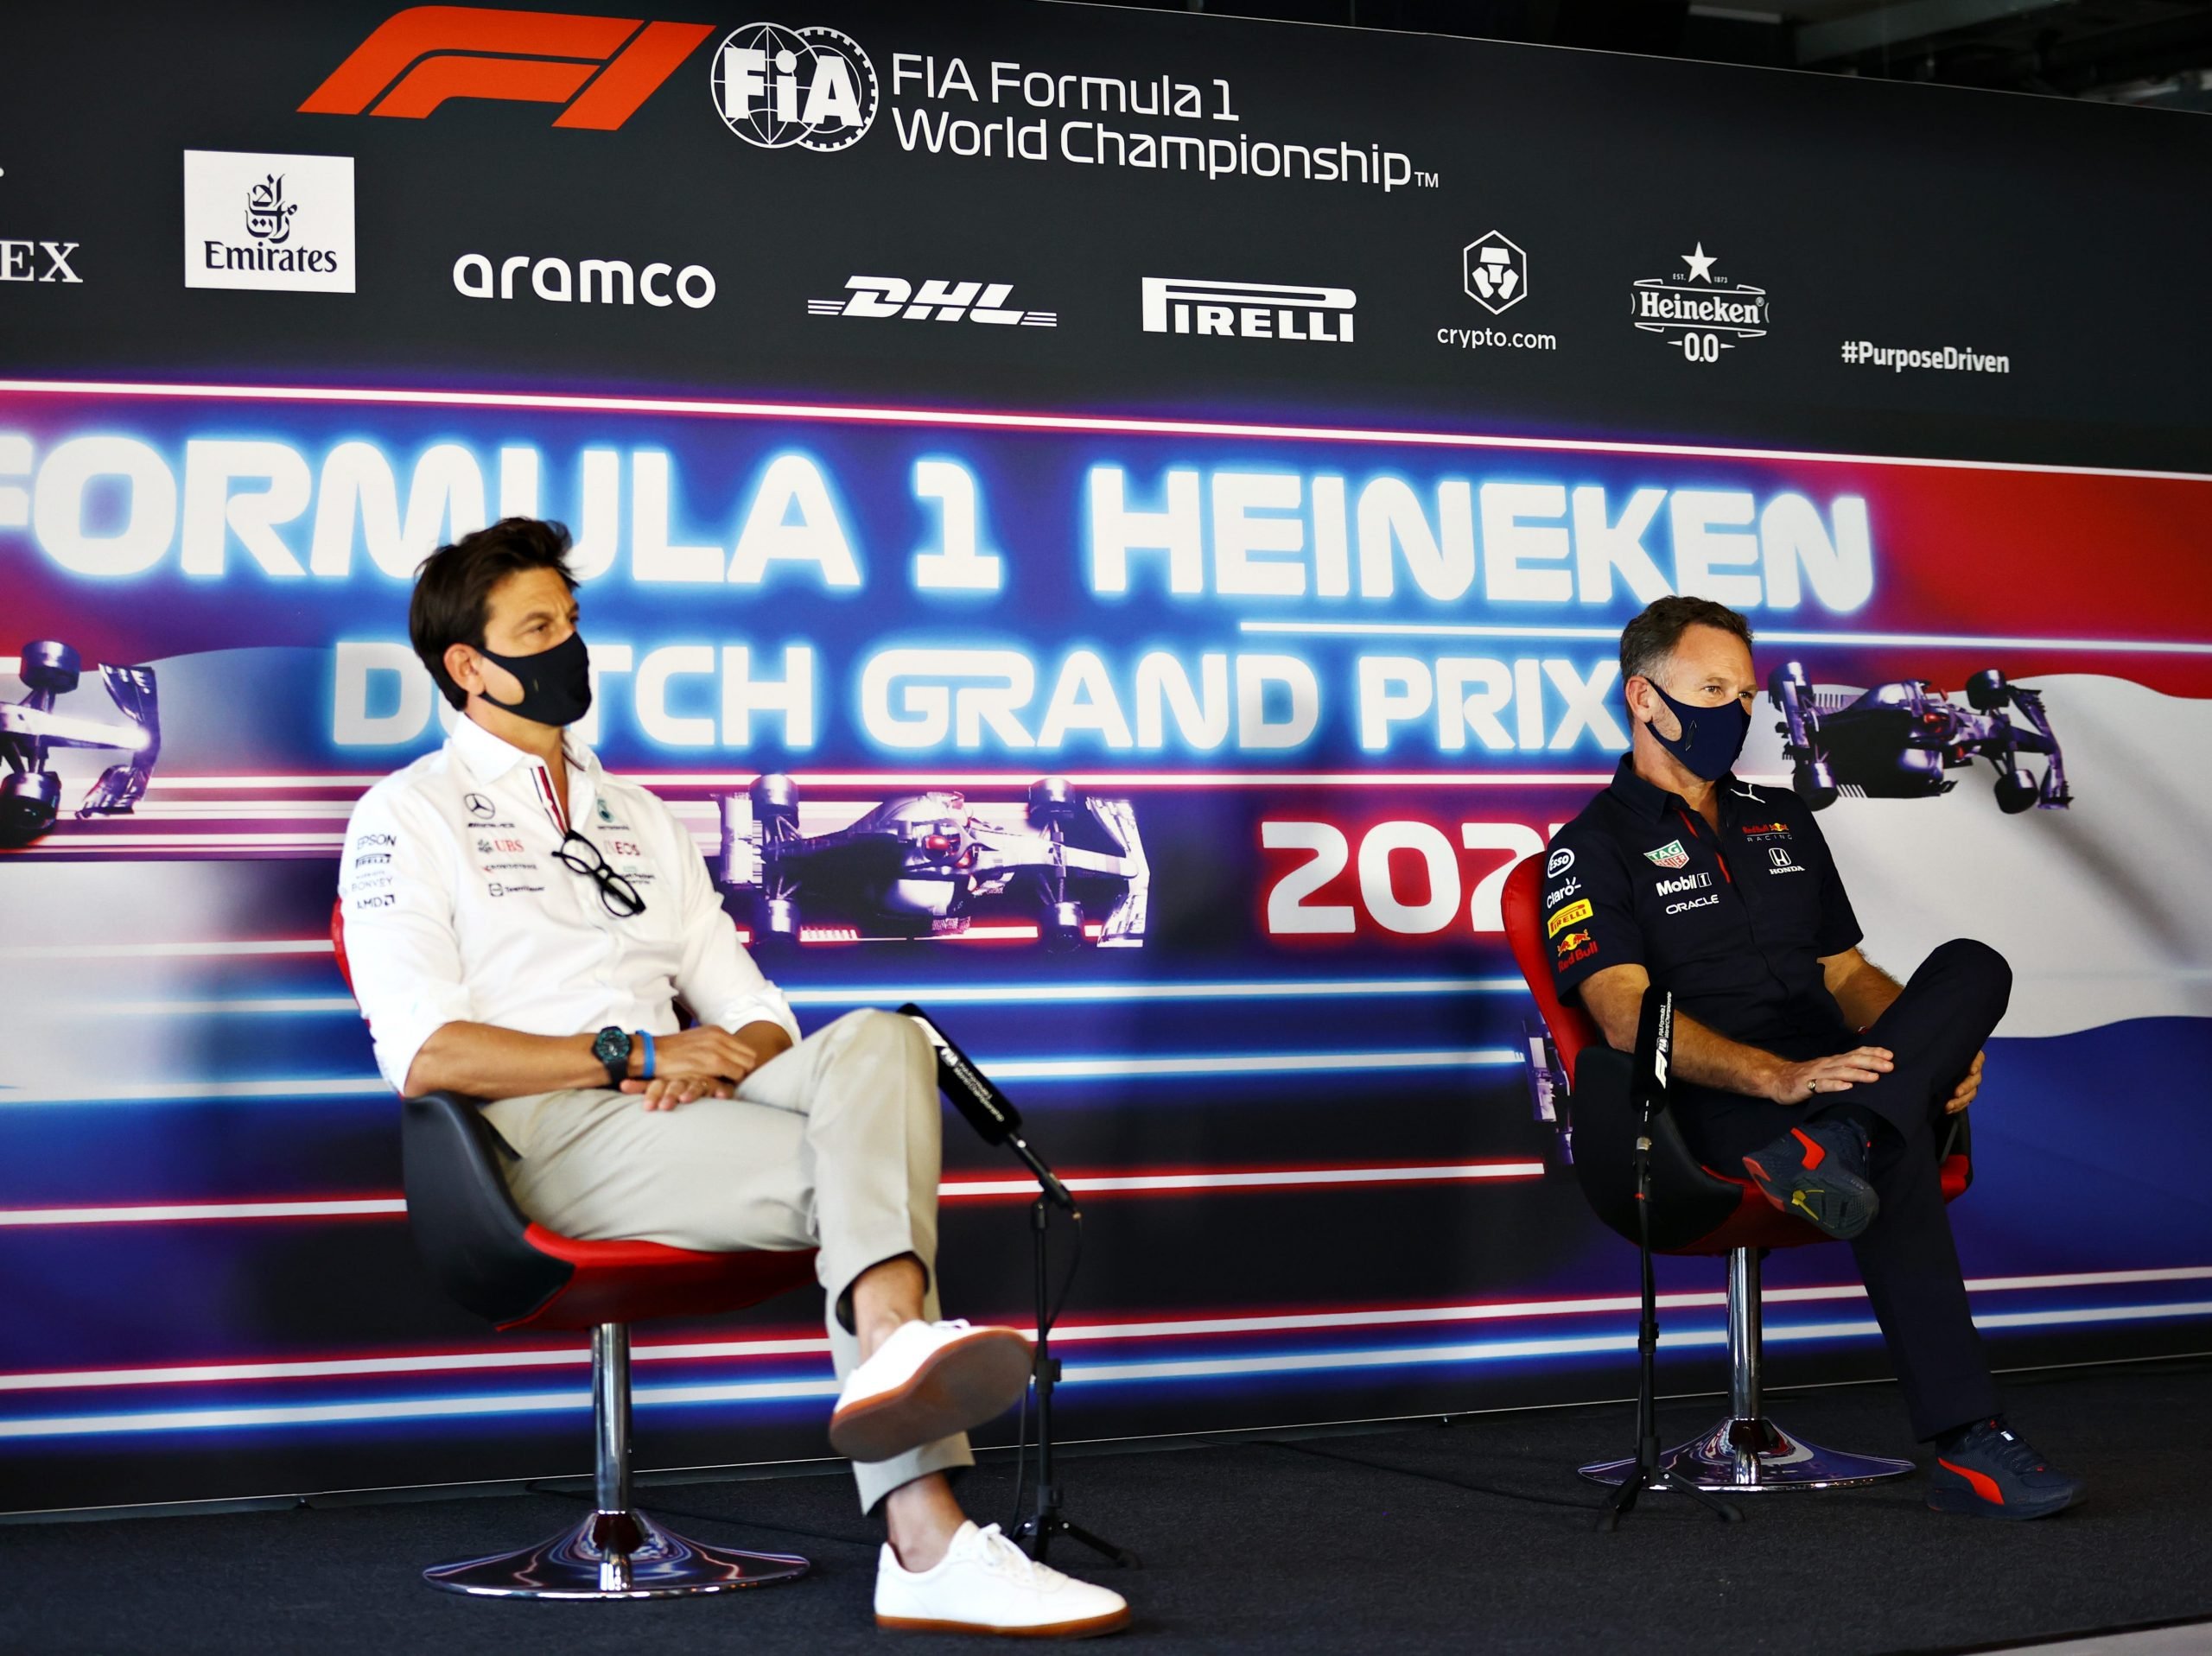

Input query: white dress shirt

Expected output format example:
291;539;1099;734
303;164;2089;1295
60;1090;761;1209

339;713;799;1094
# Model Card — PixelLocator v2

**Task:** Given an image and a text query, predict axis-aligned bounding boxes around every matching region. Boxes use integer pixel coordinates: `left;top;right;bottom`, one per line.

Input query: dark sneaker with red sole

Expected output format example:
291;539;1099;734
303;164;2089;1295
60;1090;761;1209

1743;1118;1878;1240
1929;1418;2084;1520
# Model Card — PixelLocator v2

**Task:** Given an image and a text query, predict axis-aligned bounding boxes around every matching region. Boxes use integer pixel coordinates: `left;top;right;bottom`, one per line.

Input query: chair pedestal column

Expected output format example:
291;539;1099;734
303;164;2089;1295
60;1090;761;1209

1580;1248;1916;1492
424;1323;812;1600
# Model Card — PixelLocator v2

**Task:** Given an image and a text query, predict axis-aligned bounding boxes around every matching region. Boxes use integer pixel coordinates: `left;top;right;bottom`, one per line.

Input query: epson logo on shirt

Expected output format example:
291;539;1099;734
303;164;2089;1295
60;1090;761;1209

1654;872;1712;897
1665;893;1721;915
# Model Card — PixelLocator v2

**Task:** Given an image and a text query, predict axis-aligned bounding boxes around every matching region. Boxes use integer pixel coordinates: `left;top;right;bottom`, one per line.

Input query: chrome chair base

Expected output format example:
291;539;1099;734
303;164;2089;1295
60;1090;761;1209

424;1507;810;1599
1580;1413;1916;1491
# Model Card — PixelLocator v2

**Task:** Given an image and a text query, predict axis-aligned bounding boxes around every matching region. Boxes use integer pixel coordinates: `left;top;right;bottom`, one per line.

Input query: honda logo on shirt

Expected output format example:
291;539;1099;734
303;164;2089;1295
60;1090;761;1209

300;7;714;130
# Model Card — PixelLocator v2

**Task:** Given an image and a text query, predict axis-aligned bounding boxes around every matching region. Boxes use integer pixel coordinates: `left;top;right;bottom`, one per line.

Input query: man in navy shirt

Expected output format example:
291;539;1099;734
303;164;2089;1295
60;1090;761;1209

1546;595;2082;1520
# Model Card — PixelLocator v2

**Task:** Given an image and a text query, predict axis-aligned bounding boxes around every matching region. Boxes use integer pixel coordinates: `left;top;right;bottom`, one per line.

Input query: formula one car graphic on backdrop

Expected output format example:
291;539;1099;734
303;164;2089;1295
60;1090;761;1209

1768;661;2069;815
715;775;1148;949
0;640;162;847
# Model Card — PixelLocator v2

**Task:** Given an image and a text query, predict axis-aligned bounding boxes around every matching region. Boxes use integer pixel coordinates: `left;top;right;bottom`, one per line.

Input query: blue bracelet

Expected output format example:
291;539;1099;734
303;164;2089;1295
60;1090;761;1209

639;1031;655;1080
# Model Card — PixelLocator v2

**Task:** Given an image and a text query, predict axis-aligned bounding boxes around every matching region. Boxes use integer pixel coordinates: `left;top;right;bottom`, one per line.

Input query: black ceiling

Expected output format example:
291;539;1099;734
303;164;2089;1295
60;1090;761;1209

1098;0;2212;108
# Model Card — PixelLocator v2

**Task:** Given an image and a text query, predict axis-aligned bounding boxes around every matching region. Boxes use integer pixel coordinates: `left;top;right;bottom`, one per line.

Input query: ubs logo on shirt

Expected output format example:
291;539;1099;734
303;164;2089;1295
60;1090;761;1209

1767;846;1806;874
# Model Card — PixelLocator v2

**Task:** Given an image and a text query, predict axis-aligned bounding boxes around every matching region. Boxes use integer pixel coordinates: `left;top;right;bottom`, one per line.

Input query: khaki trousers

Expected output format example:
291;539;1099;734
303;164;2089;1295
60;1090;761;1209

480;1008;972;1511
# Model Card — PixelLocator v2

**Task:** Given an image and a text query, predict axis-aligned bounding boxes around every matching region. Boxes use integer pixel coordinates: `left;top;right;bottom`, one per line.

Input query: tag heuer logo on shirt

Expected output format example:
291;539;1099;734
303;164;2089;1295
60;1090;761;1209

1643;840;1691;869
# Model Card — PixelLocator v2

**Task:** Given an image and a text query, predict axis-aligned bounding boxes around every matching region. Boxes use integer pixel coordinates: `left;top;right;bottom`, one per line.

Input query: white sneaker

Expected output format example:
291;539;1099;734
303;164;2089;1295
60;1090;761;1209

829;1320;1033;1464
876;1520;1131;1637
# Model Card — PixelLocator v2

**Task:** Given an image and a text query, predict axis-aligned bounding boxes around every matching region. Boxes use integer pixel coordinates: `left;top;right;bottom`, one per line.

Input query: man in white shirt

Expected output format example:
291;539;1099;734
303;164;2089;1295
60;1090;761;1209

340;518;1129;1637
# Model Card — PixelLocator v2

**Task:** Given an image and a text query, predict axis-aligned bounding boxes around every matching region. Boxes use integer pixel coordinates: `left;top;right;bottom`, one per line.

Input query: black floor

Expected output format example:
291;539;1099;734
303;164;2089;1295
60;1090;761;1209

5;1359;2209;1656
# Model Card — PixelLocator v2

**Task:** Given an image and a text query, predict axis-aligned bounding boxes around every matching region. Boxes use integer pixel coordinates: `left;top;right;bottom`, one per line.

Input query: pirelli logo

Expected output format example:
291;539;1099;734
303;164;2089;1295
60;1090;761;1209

301;6;713;130
1546;898;1593;938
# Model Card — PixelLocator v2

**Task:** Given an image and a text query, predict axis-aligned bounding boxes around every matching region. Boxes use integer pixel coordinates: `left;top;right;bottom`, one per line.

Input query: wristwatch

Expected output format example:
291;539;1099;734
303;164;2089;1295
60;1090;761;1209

593;1026;633;1088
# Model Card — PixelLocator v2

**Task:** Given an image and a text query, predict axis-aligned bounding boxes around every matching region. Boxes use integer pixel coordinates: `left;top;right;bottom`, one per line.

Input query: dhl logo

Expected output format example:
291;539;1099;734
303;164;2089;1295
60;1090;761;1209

1546;898;1593;937
301;6;713;129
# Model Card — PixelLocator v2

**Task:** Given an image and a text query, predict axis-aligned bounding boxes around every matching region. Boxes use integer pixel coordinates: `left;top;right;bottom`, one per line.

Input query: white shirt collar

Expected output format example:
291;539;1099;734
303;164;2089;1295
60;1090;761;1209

449;712;603;802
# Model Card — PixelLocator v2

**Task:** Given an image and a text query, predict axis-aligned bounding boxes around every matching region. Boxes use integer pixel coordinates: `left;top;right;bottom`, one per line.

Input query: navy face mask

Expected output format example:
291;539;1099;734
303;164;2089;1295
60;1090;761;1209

1640;676;1751;781
478;630;594;728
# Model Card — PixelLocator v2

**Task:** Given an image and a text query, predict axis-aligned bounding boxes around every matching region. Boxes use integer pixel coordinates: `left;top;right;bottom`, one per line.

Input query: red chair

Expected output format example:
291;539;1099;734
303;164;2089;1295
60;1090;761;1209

1500;858;1971;1490
333;903;819;1597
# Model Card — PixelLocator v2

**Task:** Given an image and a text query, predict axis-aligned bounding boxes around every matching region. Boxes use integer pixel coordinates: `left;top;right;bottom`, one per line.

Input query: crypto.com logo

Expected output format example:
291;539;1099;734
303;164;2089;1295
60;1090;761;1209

300;6;714;130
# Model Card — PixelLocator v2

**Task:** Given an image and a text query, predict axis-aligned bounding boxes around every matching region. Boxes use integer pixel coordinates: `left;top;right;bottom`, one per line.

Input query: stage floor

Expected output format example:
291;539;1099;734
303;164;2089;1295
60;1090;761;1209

5;1355;2209;1654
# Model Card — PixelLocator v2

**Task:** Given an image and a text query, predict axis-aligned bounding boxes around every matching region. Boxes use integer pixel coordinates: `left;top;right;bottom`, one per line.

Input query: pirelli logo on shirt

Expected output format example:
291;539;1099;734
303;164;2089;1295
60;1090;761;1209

1547;898;1593;937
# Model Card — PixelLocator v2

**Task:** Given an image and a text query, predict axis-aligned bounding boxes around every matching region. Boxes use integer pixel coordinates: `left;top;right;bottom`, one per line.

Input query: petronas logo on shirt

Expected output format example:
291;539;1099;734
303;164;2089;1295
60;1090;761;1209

1643;839;1691;869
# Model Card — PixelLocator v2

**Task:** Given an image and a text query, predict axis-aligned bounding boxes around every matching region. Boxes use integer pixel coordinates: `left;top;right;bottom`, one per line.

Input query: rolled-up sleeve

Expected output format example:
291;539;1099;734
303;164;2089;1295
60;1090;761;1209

339;784;474;1093
665;802;801;1045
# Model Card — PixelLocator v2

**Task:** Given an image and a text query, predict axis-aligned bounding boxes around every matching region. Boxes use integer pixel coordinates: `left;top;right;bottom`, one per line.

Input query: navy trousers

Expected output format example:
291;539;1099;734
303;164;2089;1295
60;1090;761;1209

1673;939;2012;1441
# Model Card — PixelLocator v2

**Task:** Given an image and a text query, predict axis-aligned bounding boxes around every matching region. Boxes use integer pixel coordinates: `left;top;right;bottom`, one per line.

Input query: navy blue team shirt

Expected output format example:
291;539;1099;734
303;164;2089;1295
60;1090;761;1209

1544;758;1865;1054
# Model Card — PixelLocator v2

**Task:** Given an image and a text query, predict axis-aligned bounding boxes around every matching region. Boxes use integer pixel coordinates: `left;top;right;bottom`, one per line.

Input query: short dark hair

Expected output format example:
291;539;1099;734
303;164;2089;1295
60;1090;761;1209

1618;595;1754;692
410;517;577;710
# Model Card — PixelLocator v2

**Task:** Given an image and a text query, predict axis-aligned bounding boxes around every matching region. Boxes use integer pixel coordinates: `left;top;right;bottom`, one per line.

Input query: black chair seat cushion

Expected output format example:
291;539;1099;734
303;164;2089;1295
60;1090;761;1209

401;1089;817;1332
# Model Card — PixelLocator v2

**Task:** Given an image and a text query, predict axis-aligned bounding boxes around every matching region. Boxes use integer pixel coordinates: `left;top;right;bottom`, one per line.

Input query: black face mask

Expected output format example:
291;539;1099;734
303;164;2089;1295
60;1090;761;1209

1641;676;1751;781
477;630;593;728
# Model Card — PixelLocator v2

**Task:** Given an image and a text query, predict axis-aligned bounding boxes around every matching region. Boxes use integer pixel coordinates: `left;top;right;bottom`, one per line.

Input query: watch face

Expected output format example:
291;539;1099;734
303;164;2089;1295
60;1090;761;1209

594;1027;630;1069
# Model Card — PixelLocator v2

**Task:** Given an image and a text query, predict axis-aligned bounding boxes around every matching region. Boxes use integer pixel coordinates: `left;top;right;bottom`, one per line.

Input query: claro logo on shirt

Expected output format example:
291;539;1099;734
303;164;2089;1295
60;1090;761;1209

1546;898;1593;937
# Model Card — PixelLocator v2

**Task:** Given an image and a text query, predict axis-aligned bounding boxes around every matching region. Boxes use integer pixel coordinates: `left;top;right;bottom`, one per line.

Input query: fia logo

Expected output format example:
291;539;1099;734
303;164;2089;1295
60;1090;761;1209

244;175;297;245
711;23;878;150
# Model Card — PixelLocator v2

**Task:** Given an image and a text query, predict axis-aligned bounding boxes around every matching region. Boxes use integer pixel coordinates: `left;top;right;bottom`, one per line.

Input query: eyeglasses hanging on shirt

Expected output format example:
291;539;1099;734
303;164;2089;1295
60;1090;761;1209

552;828;646;917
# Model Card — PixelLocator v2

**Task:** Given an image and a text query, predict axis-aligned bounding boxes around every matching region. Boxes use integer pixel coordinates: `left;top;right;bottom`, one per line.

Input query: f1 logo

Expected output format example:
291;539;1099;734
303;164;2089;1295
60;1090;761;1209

300;6;713;130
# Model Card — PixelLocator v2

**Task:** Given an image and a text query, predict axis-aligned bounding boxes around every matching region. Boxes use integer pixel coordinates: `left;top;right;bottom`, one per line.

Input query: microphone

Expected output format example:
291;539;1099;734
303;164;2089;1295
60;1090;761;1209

899;1003;1073;1209
1631;986;1675;1127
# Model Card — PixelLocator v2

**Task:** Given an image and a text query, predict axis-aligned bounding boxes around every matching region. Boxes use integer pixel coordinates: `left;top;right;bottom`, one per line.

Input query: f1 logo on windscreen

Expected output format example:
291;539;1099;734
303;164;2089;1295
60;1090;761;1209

300;6;713;129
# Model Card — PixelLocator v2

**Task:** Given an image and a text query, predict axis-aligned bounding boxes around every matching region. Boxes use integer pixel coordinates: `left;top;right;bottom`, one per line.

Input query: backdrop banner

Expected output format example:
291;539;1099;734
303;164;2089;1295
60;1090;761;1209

2;1;2209;1513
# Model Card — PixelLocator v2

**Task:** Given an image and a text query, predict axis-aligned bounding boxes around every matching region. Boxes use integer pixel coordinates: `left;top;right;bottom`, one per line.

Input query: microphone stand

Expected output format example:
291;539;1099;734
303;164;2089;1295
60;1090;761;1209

1599;989;1743;1532
899;1006;1139;1570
